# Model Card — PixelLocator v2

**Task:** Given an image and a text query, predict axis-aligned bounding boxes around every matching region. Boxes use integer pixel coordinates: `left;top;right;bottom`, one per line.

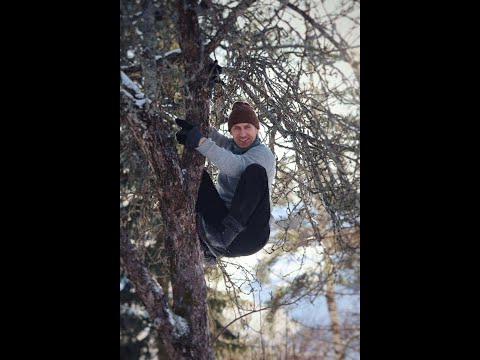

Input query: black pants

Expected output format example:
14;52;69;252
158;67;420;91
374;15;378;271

195;164;271;257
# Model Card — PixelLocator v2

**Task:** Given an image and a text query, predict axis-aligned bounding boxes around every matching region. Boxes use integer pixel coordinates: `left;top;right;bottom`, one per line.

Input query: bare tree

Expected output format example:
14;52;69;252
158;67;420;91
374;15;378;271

120;0;359;358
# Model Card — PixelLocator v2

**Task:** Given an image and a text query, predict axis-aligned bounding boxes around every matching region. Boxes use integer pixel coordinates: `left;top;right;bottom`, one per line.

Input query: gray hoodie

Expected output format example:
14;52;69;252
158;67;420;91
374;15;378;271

196;127;276;228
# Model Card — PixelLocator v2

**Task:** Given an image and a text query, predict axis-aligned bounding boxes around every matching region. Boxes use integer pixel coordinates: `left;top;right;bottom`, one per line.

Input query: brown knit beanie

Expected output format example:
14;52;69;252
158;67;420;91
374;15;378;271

228;101;260;132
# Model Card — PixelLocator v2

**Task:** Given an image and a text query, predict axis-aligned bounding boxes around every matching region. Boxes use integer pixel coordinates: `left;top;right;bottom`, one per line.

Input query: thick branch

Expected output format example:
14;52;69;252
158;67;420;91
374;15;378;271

120;228;186;359
139;0;161;105
177;0;203;69
120;50;183;75
122;110;185;208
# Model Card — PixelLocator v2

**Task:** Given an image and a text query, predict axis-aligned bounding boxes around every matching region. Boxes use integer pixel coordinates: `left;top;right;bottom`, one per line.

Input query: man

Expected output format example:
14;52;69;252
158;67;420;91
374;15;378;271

175;101;276;263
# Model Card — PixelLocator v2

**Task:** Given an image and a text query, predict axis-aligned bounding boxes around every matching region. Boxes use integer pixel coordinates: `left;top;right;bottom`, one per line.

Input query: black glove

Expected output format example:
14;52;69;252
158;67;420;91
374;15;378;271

175;118;193;145
207;60;223;99
185;127;202;150
208;60;222;83
175;118;203;150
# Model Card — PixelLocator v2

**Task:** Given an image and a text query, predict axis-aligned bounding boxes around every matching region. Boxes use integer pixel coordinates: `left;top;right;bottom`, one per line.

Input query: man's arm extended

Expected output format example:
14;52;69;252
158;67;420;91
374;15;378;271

205;127;229;148
196;139;275;179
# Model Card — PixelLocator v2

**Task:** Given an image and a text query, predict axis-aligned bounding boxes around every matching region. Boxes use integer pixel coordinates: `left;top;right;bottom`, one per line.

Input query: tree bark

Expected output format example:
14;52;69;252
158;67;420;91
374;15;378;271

121;103;213;359
120;0;215;358
120;0;259;357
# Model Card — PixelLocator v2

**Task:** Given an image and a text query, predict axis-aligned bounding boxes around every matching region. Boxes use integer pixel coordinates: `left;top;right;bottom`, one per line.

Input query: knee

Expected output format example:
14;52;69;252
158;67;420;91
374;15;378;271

244;163;267;177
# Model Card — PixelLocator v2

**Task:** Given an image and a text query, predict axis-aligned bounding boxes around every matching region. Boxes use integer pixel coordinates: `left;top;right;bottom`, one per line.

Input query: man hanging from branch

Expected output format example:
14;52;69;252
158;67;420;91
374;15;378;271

175;101;276;264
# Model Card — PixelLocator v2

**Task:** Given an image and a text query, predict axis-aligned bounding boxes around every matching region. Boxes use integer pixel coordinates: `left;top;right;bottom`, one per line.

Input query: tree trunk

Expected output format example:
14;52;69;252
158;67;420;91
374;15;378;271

323;242;345;360
120;0;260;357
119;0;214;354
120;0;215;357
120;104;213;359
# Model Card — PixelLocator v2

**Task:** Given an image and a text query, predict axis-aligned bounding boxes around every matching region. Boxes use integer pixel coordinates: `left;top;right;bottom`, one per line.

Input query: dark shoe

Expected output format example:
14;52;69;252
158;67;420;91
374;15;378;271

203;249;217;266
198;238;218;266
196;213;208;245
196;213;222;258
201;214;244;256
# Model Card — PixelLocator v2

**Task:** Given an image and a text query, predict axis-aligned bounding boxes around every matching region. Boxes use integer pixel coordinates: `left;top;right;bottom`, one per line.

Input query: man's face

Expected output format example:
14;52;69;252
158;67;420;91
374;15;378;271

230;123;258;148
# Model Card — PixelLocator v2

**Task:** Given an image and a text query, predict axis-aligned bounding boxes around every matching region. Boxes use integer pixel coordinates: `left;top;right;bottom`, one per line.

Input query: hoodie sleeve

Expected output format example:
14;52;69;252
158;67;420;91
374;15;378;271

207;127;230;149
196;138;275;179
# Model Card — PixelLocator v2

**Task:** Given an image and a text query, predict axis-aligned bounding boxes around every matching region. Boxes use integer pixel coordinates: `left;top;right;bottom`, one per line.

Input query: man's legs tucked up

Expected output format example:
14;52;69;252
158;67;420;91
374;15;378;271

224;164;270;257
195;170;229;262
228;163;270;227
198;164;271;257
195;170;229;226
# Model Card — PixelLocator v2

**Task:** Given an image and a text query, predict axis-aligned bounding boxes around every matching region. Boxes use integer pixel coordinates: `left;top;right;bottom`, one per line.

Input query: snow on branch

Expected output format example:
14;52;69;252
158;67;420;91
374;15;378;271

120;70;151;108
121;48;182;74
120;228;189;340
155;48;182;61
